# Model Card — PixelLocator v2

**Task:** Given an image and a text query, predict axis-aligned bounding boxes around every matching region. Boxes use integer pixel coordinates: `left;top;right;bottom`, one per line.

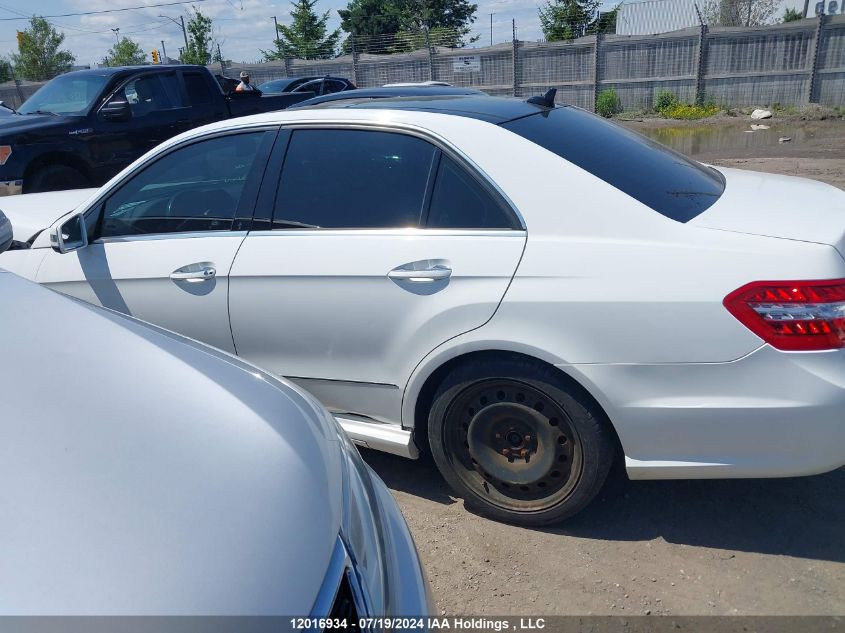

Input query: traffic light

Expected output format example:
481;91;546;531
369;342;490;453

151;49;160;64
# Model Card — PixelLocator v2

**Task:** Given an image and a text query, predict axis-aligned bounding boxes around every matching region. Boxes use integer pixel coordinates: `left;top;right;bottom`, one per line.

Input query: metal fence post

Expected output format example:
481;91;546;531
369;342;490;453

512;19;520;97
352;35;361;87
807;14;826;104
284;57;293;77
592;32;603;113
694;24;709;105
424;27;435;81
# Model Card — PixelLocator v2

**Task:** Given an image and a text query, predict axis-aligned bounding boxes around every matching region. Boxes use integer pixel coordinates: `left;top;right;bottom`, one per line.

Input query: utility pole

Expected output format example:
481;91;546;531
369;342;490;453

161;40;167;61
160;15;189;55
180;15;189;51
490;13;494;46
272;16;282;55
111;27;120;45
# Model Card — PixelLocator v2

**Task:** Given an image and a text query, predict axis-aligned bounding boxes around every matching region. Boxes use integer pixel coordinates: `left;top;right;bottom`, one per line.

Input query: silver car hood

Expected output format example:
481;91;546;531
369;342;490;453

0;271;342;615
0;188;97;242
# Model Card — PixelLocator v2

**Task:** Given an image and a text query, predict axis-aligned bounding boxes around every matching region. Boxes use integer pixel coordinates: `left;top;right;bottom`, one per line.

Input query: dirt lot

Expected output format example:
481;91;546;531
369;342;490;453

363;117;845;617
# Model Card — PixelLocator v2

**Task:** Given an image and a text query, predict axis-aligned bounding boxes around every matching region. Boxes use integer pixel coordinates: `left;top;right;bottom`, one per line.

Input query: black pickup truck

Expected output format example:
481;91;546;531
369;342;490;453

0;65;313;195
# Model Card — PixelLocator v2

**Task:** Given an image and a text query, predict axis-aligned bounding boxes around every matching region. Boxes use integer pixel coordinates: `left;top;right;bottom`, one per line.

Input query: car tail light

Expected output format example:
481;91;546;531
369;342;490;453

724;279;845;351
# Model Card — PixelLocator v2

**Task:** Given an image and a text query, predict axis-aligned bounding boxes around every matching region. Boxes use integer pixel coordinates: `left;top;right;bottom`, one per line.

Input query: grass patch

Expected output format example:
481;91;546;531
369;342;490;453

659;102;721;119
654;91;720;119
596;89;621;118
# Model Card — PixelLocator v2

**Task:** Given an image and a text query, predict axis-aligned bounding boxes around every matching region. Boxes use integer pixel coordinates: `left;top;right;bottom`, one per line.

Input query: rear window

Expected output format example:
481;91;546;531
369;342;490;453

501;107;725;222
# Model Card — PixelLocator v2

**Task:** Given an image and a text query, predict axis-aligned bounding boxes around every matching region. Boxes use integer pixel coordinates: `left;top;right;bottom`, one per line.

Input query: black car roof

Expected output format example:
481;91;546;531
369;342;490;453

306;94;552;124
61;64;207;79
296;85;481;104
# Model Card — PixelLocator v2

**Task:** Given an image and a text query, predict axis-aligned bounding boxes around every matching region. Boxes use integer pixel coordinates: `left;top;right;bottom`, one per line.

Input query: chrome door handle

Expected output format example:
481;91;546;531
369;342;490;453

170;266;216;282
387;266;452;282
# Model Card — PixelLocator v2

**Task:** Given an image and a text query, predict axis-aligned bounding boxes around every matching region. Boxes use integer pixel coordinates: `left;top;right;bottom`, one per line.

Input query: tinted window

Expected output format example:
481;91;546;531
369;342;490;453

324;80;347;94
100;132;264;238
427;156;518;229
273;129;436;229
184;72;212;104
123;73;182;118
501;107;725;222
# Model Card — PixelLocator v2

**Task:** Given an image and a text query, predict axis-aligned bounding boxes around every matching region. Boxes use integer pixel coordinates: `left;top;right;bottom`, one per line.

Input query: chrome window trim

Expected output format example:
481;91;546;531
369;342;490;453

276;120;527;231
94;230;248;244
246;228;527;238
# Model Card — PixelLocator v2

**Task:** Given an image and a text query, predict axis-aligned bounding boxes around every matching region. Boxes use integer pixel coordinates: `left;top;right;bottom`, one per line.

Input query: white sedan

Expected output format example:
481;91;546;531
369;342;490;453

2;93;844;526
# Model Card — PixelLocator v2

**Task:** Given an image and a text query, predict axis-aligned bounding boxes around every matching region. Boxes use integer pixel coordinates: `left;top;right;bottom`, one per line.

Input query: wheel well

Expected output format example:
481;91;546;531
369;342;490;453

24;152;93;185
412;350;623;458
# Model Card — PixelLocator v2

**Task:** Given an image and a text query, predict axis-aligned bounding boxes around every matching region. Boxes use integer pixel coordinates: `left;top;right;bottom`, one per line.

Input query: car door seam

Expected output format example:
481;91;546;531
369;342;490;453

399;231;529;429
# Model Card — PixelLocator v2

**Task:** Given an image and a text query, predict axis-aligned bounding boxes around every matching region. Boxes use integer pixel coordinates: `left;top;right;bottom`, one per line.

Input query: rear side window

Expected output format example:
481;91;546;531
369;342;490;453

184;72;212;105
501;107;725;222
273;129;436;229
427;156;519;229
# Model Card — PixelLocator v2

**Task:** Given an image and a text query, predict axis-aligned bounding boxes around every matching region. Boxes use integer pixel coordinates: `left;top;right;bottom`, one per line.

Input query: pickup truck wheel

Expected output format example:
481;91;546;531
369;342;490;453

25;165;89;194
427;358;615;526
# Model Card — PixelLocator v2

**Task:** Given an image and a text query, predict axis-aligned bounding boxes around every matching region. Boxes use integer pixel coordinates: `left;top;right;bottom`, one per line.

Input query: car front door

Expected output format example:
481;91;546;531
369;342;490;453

228;127;526;422
89;72;192;182
36;129;275;354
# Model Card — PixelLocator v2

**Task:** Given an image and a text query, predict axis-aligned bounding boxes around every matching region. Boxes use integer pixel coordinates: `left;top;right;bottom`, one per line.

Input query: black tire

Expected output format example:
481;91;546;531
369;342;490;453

25;165;88;194
427;356;615;526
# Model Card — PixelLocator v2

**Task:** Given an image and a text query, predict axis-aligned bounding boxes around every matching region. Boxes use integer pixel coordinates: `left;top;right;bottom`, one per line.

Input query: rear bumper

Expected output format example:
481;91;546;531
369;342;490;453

564;346;845;480
0;180;23;196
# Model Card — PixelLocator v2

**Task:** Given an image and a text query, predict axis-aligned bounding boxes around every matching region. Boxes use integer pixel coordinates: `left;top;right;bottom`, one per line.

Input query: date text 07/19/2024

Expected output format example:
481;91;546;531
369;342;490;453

289;618;547;630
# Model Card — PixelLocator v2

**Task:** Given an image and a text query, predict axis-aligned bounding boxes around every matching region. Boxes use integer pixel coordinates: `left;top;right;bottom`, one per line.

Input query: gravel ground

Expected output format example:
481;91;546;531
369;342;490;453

363;118;845;617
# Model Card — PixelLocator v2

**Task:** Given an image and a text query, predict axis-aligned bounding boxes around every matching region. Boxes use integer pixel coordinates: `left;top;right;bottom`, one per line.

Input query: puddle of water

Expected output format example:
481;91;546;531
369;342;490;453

627;121;817;157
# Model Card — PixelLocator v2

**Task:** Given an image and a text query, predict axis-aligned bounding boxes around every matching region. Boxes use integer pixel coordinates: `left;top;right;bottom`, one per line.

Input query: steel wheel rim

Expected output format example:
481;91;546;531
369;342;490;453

442;379;583;512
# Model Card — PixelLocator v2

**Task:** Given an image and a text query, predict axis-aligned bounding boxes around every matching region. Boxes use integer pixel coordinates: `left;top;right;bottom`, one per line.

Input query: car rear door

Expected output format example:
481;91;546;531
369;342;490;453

228;126;526;421
36;129;276;354
180;69;229;129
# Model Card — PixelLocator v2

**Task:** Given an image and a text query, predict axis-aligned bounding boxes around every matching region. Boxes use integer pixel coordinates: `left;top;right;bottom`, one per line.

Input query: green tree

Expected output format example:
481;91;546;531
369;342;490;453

264;0;341;60
782;7;802;21
701;0;779;26
0;58;11;82
103;37;146;67
539;0;600;41
339;0;478;54
588;5;619;34
10;16;75;81
182;7;213;65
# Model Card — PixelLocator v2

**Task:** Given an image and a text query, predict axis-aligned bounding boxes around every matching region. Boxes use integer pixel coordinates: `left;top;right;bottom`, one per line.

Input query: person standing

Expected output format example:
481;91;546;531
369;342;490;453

236;71;256;92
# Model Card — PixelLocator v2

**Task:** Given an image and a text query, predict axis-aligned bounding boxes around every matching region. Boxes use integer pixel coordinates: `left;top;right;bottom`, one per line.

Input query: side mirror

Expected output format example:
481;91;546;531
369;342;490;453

0;209;12;254
100;98;131;122
51;214;88;254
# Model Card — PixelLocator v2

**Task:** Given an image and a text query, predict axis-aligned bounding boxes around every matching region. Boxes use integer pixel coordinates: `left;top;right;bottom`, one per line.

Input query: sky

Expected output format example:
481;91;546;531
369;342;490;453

0;0;804;68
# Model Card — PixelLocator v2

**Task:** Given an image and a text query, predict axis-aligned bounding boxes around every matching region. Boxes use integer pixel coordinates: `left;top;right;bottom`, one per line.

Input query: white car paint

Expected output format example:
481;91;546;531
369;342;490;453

229;229;525;424
1;187;96;242
1;103;844;484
